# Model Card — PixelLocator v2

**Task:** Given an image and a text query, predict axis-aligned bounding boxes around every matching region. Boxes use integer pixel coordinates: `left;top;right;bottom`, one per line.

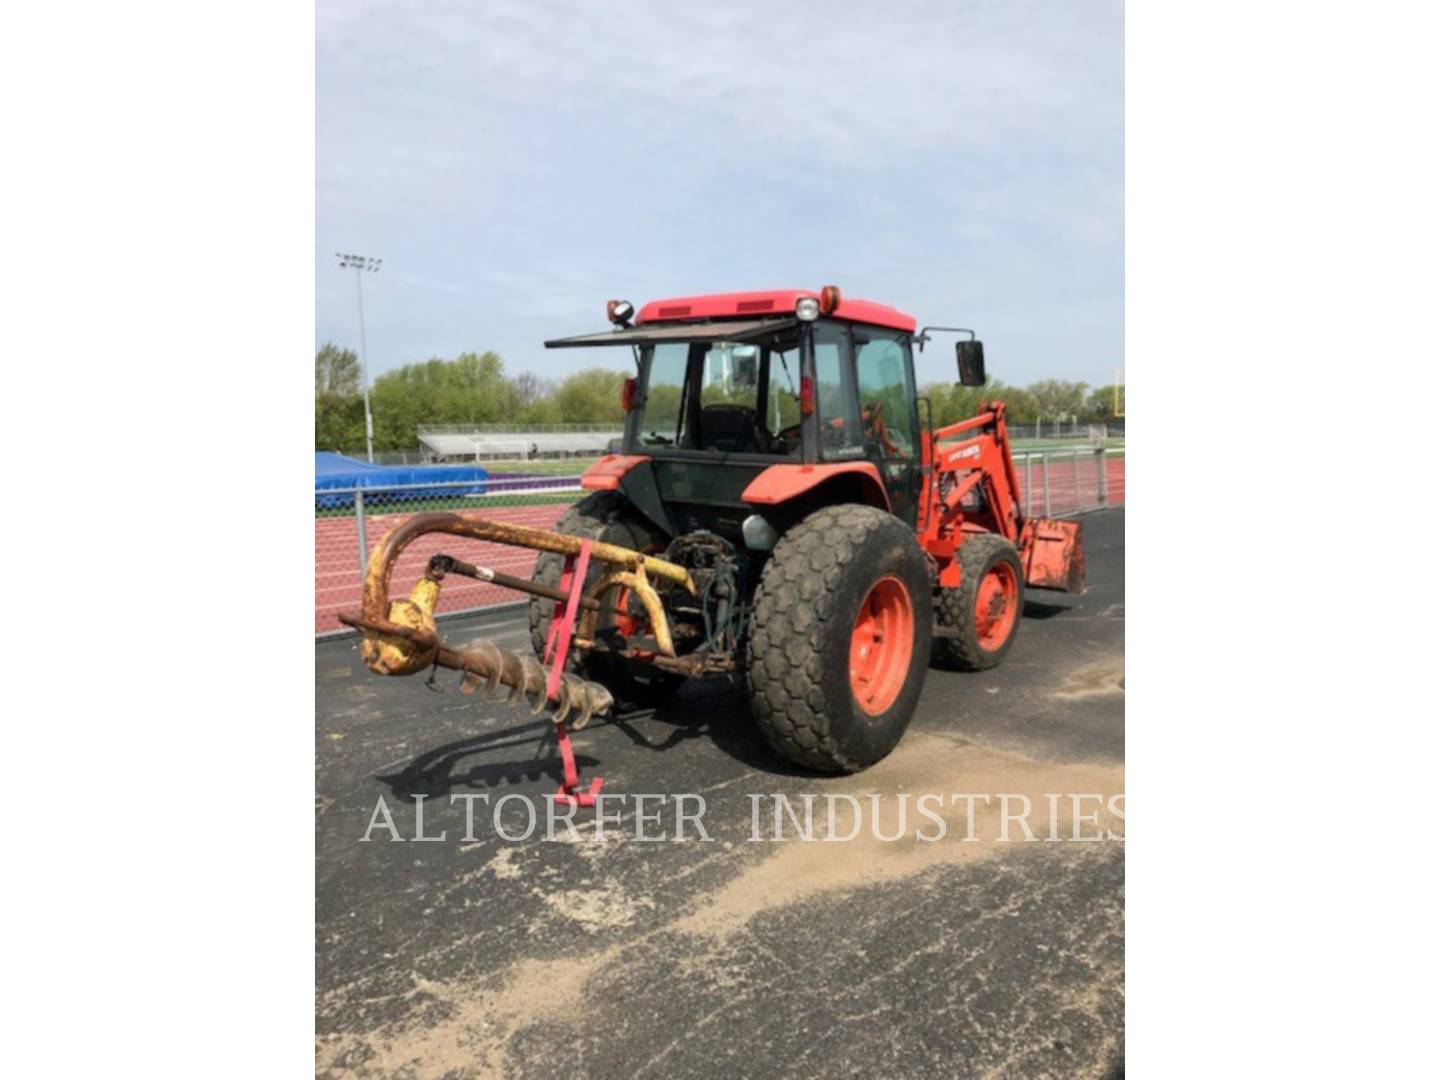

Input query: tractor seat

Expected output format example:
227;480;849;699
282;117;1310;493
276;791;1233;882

699;404;763;453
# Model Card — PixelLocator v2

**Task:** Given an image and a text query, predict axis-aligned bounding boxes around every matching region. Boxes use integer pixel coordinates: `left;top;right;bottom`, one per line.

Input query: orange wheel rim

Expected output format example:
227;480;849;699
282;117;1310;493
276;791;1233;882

849;576;915;715
974;561;1019;651
608;581;643;636
600;542;664;638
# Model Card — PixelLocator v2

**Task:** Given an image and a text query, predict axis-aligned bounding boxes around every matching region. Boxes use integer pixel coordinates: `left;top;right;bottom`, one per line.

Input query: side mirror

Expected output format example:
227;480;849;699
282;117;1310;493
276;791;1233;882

957;340;986;386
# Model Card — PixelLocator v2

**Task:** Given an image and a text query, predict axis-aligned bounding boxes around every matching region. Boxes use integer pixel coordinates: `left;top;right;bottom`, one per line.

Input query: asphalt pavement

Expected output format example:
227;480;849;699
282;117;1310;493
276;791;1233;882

316;507;1126;1079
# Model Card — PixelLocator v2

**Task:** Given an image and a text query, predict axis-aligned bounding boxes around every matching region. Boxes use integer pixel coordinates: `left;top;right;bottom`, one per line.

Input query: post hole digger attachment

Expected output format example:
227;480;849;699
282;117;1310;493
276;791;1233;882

338;511;697;805
341;285;1088;781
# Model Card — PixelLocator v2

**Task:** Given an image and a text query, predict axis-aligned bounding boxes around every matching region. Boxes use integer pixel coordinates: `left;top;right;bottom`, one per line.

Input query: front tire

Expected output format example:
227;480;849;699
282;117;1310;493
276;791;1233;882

932;533;1025;671
747;505;933;773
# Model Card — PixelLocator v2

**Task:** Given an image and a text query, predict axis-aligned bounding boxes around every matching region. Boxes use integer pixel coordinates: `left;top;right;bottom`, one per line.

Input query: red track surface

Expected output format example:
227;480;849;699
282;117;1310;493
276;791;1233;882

1014;453;1126;516
314;457;1124;633
315;503;571;632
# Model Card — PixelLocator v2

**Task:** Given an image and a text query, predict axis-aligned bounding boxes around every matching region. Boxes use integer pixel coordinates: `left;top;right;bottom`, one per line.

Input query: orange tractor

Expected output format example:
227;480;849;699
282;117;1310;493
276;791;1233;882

341;287;1084;791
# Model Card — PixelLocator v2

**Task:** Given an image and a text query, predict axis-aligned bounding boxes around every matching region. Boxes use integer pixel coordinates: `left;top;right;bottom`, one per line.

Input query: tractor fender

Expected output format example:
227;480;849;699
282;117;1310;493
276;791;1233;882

580;454;651;492
741;462;891;513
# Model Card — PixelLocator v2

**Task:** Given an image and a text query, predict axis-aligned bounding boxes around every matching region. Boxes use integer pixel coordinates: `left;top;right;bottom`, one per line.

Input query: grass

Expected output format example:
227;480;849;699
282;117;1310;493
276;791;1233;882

476;458;600;475
316;489;582;520
1010;437;1125;453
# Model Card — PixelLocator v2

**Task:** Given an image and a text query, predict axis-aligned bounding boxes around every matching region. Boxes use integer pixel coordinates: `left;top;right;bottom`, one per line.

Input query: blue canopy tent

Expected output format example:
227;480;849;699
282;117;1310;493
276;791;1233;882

315;452;489;508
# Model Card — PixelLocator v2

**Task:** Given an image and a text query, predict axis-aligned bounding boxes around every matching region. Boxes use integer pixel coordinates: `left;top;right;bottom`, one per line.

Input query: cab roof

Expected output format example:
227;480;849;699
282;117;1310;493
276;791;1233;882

635;289;917;333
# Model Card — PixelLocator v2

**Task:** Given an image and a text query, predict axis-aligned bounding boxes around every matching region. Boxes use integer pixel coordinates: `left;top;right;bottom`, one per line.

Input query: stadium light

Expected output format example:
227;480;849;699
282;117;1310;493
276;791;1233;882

336;252;381;461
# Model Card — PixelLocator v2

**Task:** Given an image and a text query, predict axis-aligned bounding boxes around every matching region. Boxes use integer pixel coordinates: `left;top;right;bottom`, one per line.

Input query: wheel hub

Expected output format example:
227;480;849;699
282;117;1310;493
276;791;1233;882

849;576;915;716
974;562;1019;650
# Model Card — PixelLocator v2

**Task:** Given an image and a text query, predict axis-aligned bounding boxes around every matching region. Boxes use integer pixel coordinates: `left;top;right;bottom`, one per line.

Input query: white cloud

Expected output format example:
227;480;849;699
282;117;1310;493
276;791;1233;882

319;0;1120;162
316;0;1124;384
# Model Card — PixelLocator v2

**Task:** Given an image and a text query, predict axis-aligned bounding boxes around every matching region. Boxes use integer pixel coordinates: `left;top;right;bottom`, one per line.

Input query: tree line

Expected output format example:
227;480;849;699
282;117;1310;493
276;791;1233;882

316;343;1123;452
922;378;1124;430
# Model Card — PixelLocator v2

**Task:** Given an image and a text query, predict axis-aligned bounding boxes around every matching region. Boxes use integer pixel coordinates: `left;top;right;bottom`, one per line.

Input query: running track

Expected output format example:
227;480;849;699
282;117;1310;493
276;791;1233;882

315;456;1124;633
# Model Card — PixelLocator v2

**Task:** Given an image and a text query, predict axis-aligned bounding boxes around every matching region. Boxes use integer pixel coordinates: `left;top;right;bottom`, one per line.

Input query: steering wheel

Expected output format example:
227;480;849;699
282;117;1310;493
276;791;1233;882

699;404;767;453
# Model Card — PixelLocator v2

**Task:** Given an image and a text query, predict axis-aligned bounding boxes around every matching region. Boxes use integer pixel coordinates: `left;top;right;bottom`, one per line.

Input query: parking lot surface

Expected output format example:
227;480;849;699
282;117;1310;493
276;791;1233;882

317;508;1125;1079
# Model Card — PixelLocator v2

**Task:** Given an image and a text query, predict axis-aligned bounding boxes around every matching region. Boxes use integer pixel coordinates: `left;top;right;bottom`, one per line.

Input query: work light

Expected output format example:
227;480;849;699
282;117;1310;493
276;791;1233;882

795;297;821;321
607;299;635;325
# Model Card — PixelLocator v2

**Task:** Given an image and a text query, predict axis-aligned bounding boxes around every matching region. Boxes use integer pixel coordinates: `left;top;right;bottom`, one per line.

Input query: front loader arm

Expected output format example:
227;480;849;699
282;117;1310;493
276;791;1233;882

927;401;1024;545
921;401;1085;594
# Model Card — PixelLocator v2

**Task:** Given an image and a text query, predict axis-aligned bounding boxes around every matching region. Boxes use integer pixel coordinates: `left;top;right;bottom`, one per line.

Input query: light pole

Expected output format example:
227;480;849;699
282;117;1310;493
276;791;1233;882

337;252;381;461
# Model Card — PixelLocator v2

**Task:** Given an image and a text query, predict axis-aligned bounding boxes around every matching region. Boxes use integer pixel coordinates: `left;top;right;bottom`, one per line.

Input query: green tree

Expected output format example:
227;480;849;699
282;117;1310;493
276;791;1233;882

1027;379;1090;422
551;368;628;425
517;395;563;425
994;385;1040;424
368;351;521;450
919;381;962;427
513;371;563;424
315;343;365;449
1084;384;1125;419
315;393;366;451
921;379;1041;428
315;343;361;397
511;371;554;409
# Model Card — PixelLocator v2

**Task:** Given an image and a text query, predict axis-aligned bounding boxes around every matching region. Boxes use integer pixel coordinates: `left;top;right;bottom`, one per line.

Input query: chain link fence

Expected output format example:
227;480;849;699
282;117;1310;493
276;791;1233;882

315;451;1124;635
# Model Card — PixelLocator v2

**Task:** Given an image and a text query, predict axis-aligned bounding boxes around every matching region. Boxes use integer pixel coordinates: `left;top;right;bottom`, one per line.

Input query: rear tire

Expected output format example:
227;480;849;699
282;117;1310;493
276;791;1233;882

932;533;1025;671
529;492;684;707
747;505;933;773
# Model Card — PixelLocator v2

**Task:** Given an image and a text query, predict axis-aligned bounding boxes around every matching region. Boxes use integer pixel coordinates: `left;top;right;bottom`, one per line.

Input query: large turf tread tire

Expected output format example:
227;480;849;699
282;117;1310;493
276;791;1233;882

747;504;933;773
932;533;1025;671
528;492;683;707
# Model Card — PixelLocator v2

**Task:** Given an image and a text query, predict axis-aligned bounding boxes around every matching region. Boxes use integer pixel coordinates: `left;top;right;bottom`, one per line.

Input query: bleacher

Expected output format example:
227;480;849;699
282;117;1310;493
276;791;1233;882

418;426;621;461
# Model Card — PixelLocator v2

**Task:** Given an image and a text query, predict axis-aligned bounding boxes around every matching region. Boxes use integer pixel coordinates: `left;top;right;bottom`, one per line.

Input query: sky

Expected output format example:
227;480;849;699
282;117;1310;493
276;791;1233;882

316;0;1123;391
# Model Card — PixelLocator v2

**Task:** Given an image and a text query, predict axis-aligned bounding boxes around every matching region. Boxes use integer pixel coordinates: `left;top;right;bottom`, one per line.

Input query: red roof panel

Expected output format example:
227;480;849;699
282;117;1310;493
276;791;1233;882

635;289;916;333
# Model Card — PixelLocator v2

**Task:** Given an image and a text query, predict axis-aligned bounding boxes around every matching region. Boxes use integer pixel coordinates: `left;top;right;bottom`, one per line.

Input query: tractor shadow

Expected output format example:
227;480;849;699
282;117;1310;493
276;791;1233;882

612;675;818;777
620;601;1063;772
378;601;1080;797
1023;597;1075;620
377;674;807;800
377;715;598;801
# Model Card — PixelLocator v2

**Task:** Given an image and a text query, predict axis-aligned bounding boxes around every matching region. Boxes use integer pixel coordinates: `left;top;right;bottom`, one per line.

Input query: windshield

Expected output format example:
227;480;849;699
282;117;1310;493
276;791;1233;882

637;332;803;455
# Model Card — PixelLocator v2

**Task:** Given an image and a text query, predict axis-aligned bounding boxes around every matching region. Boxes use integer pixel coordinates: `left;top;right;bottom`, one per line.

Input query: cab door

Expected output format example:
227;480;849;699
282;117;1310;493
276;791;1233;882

851;325;922;526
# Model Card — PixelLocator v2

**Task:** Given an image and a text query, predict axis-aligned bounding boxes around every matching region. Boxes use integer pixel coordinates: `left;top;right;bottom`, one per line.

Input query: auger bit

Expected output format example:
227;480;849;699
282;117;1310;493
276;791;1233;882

336;512;696;803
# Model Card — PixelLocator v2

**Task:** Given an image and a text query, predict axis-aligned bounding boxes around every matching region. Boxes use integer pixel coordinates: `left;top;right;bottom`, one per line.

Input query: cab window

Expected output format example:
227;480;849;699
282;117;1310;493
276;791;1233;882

637;336;804;455
763;345;802;437
853;327;917;458
638;343;688;448
814;322;863;458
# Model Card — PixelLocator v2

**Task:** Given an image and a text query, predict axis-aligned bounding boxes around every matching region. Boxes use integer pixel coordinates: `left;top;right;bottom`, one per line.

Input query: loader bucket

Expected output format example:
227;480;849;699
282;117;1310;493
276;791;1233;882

1020;518;1085;593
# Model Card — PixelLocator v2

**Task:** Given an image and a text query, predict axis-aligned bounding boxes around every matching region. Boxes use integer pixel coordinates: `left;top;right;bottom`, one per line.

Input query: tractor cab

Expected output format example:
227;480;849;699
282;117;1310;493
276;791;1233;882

546;288;926;537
